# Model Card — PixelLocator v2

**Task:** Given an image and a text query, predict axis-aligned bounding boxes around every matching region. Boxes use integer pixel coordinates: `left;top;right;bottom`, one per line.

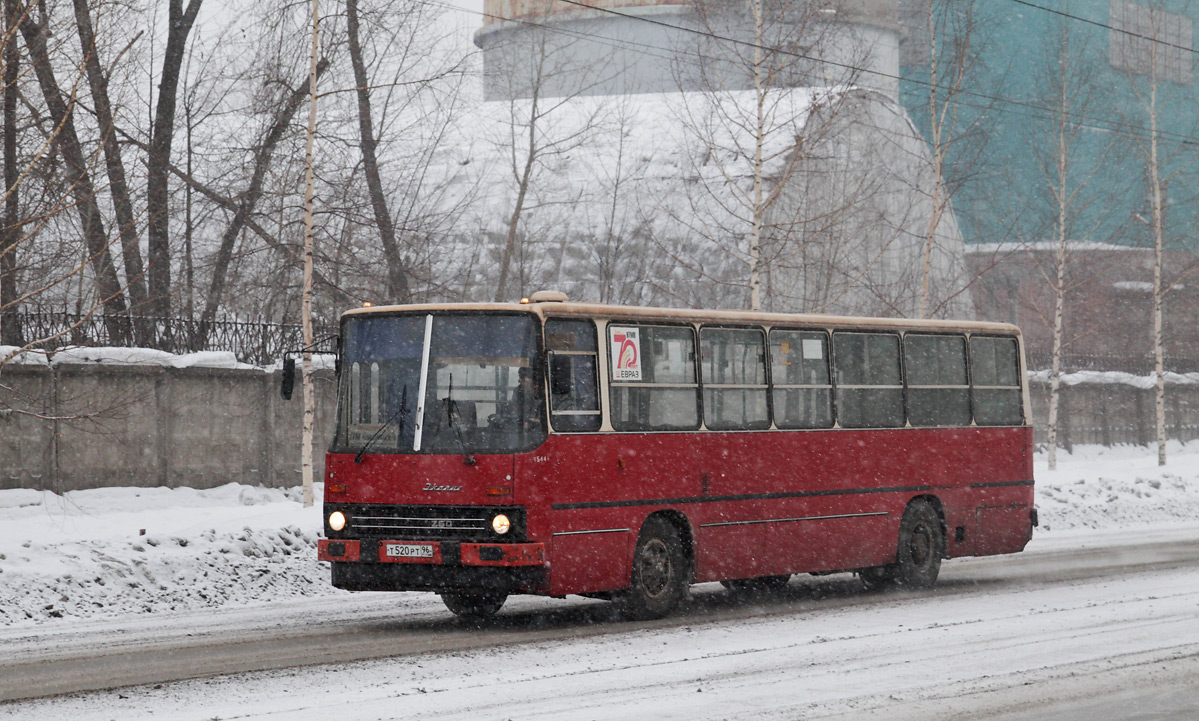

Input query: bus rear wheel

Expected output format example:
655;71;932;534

859;500;944;591
617;517;689;620
440;591;507;619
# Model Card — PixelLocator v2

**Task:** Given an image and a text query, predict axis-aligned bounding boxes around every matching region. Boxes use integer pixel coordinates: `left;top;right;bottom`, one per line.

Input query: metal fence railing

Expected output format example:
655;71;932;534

1026;353;1199;375
2;310;336;366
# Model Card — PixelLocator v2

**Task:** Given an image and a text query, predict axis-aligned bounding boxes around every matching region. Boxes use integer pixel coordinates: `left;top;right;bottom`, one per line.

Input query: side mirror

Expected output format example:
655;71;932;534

281;357;296;400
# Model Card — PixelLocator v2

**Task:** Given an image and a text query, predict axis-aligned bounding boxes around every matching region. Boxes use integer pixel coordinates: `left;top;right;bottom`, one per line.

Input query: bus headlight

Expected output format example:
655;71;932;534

491;514;511;535
329;511;347;532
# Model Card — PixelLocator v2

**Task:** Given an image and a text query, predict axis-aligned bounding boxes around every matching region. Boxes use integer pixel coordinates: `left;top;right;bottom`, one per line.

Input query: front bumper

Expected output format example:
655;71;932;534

319;538;548;593
318;538;545;566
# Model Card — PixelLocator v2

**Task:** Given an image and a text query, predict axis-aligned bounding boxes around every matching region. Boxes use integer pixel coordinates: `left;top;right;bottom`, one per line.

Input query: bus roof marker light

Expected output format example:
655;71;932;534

362;302;372;307
520;297;530;304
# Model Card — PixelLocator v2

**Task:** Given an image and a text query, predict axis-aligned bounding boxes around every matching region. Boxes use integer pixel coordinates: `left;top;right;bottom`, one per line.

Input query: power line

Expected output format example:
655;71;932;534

1007;0;1199;57
553;0;1199;148
429;0;1199;151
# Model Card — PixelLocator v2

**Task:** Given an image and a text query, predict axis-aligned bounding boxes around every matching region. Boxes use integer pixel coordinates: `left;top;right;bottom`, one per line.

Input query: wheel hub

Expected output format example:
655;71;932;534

909;523;932;566
640;539;671;597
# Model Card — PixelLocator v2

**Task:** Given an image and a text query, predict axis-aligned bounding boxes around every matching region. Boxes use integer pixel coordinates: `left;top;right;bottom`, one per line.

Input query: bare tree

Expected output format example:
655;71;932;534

485;14;611;303
671;0;871;311
145;0;202;319
913;0;996;319
1029;4;1123;470
1116;0;1199;466
195;57;330;345
71;0;148;330
0;0;21;346
665;1;969;316
345;0;411;304
19;7;130;344
300;0;321;508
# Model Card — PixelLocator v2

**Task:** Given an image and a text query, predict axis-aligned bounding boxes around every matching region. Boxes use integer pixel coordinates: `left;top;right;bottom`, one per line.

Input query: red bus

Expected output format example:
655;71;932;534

315;292;1036;619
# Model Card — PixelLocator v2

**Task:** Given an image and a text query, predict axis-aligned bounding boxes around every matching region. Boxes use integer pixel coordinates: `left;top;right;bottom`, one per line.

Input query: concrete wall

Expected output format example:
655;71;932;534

0;364;336;492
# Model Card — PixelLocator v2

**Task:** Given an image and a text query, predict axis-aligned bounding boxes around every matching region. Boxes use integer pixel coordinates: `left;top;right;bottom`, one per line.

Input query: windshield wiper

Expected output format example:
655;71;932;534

444;374;476;466
354;385;407;464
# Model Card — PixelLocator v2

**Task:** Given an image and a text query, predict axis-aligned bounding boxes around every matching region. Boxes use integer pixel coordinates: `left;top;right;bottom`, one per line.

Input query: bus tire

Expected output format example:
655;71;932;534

859;500;944;590
617;517;689;620
894;500;944;588
440;591;507;619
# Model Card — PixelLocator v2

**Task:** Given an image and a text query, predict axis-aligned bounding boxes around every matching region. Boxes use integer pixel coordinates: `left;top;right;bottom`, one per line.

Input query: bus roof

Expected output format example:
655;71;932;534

341;298;1021;336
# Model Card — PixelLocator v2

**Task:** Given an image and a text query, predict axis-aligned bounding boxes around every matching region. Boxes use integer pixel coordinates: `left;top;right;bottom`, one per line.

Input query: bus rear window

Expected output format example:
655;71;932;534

970;336;1023;426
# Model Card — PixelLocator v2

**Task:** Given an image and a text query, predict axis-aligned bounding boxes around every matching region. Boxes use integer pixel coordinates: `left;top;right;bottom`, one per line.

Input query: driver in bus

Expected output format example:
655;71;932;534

500;366;543;431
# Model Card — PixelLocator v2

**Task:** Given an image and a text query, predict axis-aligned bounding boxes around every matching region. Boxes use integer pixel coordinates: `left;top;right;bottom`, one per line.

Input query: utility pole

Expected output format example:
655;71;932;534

300;0;320;507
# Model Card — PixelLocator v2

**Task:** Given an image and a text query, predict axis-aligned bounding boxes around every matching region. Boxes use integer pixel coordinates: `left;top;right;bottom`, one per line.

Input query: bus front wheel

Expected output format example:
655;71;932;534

440;591;507;619
859;500;944;591
617;517;689;620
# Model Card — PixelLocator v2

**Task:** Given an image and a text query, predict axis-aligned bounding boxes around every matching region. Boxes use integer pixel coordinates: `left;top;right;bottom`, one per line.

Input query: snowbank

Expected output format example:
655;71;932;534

2;442;1199;628
1033;441;1199;530
0;484;329;626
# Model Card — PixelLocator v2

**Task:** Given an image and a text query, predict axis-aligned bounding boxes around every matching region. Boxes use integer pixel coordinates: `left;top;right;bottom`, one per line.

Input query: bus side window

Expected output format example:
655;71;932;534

770;330;833;429
905;334;970;427
700;327;769;430
609;325;699;431
833;332;904;428
545;319;602;432
970;336;1024;426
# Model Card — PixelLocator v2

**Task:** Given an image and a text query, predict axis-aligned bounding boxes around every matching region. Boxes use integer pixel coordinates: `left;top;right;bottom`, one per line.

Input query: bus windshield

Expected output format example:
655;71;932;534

334;312;544;455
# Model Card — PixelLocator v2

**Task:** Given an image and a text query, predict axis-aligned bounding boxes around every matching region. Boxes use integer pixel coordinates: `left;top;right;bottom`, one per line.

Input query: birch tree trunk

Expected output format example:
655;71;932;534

301;0;321;508
1149;83;1166;467
748;0;765;312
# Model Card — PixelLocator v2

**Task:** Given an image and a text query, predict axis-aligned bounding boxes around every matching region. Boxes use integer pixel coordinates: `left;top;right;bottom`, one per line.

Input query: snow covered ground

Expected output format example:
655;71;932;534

2;441;1199;628
2;442;1199;720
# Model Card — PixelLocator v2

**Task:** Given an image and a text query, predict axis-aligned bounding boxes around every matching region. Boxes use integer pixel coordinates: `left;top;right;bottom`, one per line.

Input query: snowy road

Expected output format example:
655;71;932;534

3;524;1198;720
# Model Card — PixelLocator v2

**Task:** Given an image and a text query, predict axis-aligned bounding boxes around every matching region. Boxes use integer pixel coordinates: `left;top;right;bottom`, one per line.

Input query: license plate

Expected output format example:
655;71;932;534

385;543;435;559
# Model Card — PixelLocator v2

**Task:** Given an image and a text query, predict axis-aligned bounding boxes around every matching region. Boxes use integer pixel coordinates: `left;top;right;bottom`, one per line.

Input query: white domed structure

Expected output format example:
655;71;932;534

440;1;972;318
475;0;901;100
